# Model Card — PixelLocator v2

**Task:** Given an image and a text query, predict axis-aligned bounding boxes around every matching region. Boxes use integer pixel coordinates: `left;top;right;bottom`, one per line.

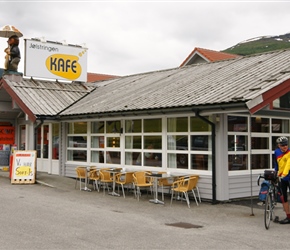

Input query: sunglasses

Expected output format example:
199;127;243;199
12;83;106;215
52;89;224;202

280;144;288;147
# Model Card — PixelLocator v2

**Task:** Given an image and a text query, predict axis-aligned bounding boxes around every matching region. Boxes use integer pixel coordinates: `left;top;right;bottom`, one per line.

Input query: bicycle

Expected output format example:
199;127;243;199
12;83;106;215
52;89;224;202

257;170;281;230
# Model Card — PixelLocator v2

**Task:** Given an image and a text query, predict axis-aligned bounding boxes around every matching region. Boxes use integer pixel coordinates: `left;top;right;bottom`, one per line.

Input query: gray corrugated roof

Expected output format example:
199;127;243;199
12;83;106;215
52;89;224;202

3;49;290;119
3;77;94;116
60;49;290;117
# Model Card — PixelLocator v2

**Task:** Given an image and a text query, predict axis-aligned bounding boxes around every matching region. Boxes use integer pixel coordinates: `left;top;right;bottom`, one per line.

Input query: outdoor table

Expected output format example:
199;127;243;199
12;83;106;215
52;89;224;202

149;173;165;205
148;173;189;204
148;173;179;205
105;168;122;196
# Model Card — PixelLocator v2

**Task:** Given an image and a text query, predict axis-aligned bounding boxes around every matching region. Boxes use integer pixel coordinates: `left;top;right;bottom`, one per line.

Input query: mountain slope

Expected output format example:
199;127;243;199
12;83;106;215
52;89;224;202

222;33;290;55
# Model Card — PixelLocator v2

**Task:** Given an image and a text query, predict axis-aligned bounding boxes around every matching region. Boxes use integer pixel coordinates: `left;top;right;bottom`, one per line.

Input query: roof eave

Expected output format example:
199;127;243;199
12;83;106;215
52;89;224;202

246;78;290;114
58;102;248;120
1;76;37;122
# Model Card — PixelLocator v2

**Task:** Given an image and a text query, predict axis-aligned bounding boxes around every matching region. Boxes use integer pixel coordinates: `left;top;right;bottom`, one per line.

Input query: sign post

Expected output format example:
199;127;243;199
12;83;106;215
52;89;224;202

11;150;37;184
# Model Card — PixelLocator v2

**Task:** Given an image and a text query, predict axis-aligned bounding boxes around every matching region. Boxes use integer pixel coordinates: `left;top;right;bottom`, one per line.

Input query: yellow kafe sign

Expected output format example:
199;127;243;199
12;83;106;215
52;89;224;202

24;39;87;82
46;54;81;80
11;150;37;184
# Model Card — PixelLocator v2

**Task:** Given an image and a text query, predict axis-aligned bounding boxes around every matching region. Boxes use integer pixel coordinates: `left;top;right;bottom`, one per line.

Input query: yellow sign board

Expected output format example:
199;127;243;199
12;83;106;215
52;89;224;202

11;150;37;184
25;39;87;82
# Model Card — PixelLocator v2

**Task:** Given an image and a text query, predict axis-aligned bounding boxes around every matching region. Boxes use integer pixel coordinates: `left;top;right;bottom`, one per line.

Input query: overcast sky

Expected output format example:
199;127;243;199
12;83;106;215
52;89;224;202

1;1;290;76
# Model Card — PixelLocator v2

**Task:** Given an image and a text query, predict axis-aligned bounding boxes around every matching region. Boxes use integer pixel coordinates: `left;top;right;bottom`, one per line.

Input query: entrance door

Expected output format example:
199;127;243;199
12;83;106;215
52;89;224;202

36;123;60;174
37;124;49;172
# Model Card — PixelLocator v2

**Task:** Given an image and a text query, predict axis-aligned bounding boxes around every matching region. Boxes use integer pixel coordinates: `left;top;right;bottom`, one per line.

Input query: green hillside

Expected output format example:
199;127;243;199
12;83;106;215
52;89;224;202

221;33;290;56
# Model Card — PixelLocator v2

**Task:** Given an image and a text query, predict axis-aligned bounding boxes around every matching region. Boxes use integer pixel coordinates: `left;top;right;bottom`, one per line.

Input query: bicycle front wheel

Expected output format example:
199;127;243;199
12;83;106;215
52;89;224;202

264;192;273;229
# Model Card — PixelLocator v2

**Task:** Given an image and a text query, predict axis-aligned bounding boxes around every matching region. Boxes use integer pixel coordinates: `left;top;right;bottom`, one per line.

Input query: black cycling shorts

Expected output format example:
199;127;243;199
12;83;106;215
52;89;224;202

280;179;290;202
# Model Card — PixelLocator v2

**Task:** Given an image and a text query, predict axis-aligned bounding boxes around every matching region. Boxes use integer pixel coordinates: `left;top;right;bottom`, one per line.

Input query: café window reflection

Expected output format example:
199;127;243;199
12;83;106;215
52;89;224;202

251;117;269;132
106;120;121;133
228;155;247;170
228;135;247;151
251;154;270;170
68;122;87;134
228;116;248;132
191;154;209;170
272;119;289;133
167;117;188;132
144;118;162;133
251;137;269;150
191;117;210;132
125;119;141;133
91;121;105;133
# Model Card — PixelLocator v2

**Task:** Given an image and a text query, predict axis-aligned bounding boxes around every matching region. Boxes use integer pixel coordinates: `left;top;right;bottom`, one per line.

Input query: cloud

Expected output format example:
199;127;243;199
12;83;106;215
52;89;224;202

1;1;290;76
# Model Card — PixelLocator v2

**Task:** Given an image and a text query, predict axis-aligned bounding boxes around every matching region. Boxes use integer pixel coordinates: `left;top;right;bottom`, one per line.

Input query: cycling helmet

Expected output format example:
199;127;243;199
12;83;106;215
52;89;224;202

276;136;288;145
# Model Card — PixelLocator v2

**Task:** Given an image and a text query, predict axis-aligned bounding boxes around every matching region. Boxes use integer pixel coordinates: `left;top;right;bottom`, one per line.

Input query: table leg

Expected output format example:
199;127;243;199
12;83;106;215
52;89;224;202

108;172;120;197
81;169;91;192
149;178;164;205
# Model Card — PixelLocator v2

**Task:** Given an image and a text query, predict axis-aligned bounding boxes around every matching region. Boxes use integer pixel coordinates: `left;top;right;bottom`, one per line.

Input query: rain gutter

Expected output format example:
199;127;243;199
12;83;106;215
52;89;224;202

194;109;217;205
34;119;44;178
58;102;247;120
34;119;44;152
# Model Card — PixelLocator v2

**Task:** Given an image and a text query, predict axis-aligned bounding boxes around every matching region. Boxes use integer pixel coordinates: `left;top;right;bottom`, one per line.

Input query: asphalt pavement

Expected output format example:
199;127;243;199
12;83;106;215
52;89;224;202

0;170;289;250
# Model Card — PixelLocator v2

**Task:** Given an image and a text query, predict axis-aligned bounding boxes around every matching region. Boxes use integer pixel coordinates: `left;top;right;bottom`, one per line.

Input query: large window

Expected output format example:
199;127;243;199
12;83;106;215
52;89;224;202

67;122;88;162
125;118;162;167
228;115;290;171
67;120;122;164
228;116;248;171
167;116;212;170
91;121;105;163
90;120;121;164
190;117;212;171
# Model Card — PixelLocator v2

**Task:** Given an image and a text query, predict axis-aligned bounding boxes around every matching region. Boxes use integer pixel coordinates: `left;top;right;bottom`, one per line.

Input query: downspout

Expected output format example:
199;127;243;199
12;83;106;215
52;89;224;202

34;119;44;151
34;119;44;177
195;110;217;204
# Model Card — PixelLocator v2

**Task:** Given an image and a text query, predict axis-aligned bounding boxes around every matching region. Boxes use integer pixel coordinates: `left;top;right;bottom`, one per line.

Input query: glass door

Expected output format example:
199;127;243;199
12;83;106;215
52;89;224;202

36;124;49;172
37;125;49;159
36;123;60;174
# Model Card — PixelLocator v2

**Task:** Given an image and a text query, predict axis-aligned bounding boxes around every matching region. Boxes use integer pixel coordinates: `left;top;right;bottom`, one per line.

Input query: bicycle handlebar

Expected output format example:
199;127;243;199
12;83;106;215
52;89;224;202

257;173;280;186
257;174;264;186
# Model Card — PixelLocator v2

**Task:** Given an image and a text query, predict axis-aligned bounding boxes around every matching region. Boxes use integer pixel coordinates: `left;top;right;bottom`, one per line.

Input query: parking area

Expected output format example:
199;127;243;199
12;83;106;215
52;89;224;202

0;170;289;249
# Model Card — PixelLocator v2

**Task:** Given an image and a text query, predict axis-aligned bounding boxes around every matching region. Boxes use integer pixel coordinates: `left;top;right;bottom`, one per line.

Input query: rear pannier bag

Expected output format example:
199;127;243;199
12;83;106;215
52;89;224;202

259;180;270;201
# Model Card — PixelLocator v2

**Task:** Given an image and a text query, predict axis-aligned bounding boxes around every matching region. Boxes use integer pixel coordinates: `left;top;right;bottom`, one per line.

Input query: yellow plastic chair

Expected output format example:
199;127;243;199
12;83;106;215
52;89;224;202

115;172;135;198
133;171;153;201
189;175;201;204
75;167;87;190
99;169;113;194
170;176;199;208
88;169;100;192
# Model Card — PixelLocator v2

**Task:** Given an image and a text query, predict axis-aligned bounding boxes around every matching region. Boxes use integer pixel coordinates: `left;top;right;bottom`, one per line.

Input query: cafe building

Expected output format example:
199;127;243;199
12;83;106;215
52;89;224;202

1;45;290;202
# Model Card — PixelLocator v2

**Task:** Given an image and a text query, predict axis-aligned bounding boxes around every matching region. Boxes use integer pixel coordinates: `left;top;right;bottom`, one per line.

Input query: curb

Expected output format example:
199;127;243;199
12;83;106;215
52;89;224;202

36;180;55;188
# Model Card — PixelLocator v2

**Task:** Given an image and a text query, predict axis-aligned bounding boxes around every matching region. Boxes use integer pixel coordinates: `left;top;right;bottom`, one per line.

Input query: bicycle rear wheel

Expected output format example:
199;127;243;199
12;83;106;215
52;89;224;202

264;192;273;229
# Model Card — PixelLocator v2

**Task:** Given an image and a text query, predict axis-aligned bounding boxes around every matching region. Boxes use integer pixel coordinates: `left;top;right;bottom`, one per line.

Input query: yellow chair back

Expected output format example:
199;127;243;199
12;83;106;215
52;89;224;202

76;167;86;178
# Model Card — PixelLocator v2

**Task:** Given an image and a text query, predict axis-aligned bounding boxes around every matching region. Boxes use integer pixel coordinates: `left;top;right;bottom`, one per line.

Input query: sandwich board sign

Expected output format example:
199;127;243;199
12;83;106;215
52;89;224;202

11;150;37;184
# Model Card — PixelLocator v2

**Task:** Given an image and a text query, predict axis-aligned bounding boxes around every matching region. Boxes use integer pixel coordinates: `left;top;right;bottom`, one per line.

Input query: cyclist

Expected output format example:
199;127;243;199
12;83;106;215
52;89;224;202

274;136;290;224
